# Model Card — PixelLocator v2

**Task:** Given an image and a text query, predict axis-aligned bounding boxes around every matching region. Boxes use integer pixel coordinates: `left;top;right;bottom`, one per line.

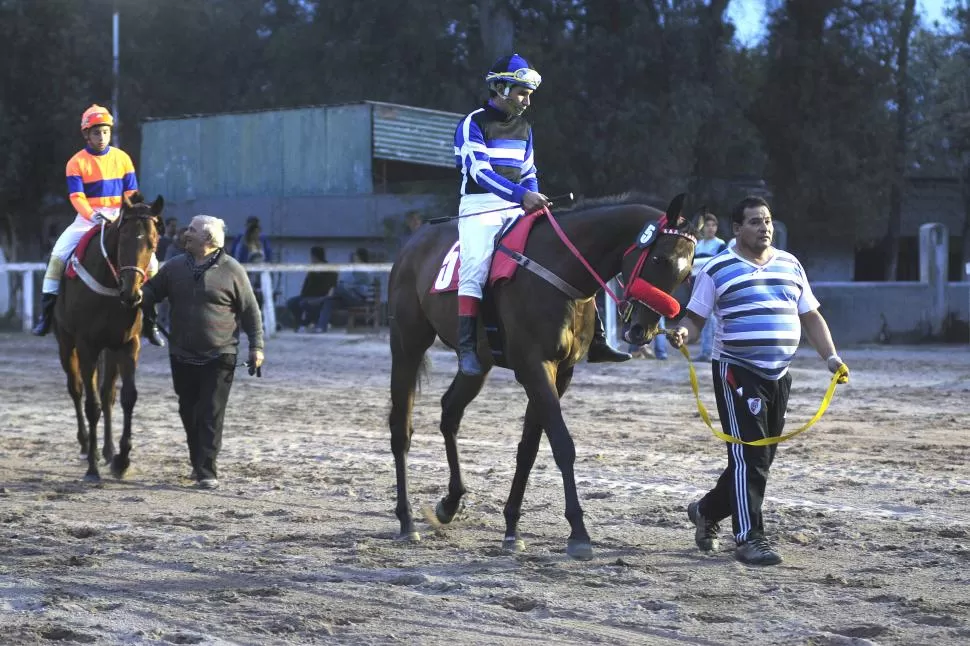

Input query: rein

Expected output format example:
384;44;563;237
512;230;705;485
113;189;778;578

75;218;152;297
541;208;696;313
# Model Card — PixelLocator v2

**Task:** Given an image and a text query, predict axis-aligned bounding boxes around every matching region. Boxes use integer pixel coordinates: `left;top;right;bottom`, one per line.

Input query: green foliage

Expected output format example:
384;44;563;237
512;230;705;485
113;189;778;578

1;0;966;258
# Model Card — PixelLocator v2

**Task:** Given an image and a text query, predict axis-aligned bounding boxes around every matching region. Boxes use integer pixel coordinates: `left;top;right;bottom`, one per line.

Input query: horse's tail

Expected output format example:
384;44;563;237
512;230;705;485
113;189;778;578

415;354;431;394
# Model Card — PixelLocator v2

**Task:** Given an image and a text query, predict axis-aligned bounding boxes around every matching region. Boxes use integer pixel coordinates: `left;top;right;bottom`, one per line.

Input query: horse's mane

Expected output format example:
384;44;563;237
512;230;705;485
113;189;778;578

555;191;700;238
558;191;666;214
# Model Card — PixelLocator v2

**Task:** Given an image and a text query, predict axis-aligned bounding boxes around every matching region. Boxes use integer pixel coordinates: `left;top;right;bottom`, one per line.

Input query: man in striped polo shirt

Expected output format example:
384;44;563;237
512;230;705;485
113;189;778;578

452;54;630;375
669;196;848;565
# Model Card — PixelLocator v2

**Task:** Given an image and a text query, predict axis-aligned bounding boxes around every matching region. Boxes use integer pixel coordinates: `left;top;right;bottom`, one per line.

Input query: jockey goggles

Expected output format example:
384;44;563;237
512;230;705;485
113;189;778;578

486;67;542;91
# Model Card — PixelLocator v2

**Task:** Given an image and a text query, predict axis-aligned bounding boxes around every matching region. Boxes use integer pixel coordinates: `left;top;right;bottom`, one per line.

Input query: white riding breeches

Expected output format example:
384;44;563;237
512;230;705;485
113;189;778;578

457;194;523;299
43;210;159;294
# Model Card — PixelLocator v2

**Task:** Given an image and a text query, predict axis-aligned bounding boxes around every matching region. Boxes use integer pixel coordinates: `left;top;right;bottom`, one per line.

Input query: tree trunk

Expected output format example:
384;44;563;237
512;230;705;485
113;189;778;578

961;155;970;280
884;0;916;281
478;0;514;64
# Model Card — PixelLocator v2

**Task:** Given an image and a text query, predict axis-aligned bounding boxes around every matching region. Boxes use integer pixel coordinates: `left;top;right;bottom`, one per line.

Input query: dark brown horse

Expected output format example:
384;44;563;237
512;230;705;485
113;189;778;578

388;193;697;559
54;194;163;481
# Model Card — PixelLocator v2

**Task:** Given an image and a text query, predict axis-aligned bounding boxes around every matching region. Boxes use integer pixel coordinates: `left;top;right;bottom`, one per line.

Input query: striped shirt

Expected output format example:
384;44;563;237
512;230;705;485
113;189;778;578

66;146;138;220
454;102;537;204
686;248;820;380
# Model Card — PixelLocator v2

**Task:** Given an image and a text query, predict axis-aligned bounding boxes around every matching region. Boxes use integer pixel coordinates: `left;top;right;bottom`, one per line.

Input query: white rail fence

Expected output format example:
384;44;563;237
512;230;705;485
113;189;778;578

4;260;967;345
0;263;393;338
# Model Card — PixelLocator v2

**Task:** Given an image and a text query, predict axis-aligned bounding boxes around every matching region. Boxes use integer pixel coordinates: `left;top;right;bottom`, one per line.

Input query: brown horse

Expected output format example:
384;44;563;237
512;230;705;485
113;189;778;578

388;193;697;559
54;193;163;481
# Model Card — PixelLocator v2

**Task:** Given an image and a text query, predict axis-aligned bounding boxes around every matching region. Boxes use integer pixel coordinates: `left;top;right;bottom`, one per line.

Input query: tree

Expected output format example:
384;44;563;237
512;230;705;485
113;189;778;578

884;0;918;280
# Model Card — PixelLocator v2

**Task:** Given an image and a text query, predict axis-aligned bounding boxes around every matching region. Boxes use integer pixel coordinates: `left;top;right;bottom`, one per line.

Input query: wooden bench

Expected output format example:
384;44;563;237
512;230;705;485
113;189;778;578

345;278;382;332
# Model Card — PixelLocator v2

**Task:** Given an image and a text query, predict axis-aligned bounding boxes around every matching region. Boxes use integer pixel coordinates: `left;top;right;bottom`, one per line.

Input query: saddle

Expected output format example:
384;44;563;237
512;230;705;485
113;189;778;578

429;209;545;295
64;225;104;279
429;210;549;369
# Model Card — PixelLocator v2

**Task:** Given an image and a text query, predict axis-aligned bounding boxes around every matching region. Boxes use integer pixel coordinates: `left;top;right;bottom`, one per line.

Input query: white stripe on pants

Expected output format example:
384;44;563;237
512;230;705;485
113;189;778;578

457;194;522;299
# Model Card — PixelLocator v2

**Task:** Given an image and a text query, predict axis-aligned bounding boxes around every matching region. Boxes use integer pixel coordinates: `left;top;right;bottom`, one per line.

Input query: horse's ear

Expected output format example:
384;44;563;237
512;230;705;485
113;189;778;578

150;195;165;215
128;191;145;205
664;193;686;221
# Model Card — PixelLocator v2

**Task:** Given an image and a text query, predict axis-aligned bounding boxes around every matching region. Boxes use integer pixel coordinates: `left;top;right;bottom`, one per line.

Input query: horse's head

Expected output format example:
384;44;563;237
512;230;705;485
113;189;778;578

619;193;697;346
116;193;164;309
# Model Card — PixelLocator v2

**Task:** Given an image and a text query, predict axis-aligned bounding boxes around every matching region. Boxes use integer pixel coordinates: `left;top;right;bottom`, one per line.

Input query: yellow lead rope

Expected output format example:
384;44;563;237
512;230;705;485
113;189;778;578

675;344;849;446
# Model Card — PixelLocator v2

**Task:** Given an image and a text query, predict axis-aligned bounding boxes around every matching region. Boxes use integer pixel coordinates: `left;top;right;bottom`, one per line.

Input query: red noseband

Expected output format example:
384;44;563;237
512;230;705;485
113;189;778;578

626;277;681;318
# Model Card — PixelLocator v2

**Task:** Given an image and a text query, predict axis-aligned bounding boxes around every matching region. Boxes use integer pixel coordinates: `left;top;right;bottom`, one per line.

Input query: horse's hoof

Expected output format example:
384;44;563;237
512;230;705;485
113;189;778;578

395;531;421;543
566;539;594;561
83;473;101;483
435;499;464;525
502;536;526;553
110;457;130;479
102;451;115;465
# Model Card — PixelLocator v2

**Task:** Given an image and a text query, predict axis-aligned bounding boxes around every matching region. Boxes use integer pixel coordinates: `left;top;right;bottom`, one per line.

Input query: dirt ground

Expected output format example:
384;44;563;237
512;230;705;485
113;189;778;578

1;330;969;646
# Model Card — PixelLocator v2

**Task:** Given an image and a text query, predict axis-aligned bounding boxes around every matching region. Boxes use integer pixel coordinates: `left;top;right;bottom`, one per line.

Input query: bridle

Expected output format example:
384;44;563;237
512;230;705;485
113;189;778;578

616;214;697;322
100;212;156;285
541;208;696;314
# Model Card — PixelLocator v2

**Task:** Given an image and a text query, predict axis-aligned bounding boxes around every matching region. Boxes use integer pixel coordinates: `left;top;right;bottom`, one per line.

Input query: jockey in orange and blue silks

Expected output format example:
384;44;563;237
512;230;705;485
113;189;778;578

452;55;630;376
33;105;164;345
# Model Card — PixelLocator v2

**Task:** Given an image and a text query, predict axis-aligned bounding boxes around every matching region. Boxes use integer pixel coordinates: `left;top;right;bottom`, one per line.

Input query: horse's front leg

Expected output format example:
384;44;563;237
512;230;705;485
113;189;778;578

503;365;575;553
111;341;139;479
57;338;88;457
99;350;119;465
515;361;591;560
77;347;103;482
435;370;489;525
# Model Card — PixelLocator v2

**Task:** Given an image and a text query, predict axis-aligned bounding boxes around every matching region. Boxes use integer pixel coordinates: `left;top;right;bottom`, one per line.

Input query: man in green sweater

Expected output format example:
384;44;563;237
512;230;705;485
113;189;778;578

141;214;265;489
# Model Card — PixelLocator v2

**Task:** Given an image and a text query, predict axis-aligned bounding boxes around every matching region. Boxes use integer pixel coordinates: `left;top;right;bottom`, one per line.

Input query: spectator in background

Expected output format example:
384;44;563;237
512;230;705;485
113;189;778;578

232;218;272;306
395;210;425;259
164;227;189;261
692;209;728;363
286;246;338;331
312;248;375;333
230;216;272;263
158;217;179;260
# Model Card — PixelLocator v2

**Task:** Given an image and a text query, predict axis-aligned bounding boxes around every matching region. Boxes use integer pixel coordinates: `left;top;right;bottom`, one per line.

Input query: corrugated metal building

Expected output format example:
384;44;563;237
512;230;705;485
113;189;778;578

139;101;463;303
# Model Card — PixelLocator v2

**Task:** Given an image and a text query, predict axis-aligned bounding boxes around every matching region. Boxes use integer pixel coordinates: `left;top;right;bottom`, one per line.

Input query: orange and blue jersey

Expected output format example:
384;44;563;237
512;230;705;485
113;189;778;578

66;146;138;219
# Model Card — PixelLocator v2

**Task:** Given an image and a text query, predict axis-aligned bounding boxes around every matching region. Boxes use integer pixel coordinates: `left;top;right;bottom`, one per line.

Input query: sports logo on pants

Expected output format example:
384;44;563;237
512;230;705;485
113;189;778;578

747;397;763;415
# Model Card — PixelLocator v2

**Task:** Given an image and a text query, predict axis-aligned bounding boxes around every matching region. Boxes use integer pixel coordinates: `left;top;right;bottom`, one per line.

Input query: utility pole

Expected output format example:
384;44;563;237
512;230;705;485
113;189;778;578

112;4;121;148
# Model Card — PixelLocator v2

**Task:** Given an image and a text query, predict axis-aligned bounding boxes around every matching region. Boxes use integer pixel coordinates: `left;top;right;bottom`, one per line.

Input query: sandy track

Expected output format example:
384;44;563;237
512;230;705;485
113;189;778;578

1;331;968;645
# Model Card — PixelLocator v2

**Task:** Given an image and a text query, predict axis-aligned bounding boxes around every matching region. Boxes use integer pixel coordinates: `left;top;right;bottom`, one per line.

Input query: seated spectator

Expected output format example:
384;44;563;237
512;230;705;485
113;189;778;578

286;246;338;331
312;248;376;332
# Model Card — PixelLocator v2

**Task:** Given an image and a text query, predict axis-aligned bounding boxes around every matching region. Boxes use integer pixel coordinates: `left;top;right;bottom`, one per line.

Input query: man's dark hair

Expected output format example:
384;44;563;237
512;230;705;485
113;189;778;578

356;247;370;263
731;196;770;224
310;246;326;262
165;217;178;226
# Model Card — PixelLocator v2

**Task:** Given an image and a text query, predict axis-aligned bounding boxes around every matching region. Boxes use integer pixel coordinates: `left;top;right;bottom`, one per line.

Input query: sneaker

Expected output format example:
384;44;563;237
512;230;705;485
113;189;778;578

693;354;712;363
687;501;720;552
736;537;782;565
196;478;220;490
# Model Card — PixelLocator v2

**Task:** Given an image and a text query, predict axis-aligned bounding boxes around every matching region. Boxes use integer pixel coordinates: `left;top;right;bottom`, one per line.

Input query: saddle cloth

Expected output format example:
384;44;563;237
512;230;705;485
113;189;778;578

429;209;544;294
64;225;103;279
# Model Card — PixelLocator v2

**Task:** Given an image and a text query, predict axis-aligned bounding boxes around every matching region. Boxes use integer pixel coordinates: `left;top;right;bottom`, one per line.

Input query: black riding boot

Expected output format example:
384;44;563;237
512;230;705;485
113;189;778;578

143;305;166;347
457;315;483;376
587;308;632;363
31;292;57;336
